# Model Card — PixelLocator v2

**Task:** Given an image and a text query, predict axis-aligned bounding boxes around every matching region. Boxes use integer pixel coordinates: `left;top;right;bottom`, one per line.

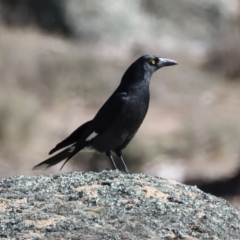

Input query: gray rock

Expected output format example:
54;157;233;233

0;171;239;240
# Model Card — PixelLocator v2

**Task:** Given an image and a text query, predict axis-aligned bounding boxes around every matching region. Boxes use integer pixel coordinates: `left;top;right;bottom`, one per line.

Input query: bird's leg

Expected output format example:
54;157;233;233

115;150;131;173
106;151;118;170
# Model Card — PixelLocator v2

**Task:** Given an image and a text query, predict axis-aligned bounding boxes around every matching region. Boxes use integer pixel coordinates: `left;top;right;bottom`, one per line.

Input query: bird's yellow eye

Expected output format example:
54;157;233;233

151;60;156;65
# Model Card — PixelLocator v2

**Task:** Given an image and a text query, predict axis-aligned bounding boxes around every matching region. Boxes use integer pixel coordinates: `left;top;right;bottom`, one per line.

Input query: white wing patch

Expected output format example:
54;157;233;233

69;146;75;152
86;131;98;141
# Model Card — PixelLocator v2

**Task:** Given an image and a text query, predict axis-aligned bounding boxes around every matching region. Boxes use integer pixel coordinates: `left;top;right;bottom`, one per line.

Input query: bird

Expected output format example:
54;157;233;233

33;55;177;173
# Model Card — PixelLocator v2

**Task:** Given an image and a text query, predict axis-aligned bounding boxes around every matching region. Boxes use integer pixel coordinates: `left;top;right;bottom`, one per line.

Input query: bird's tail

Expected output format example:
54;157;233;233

32;146;75;171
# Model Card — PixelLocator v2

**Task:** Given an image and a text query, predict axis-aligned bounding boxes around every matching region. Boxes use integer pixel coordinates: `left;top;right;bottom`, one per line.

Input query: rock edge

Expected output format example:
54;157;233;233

0;171;240;240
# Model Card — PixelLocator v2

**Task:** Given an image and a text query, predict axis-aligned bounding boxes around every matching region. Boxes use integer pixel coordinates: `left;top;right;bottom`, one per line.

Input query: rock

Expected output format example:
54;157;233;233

0;171;239;239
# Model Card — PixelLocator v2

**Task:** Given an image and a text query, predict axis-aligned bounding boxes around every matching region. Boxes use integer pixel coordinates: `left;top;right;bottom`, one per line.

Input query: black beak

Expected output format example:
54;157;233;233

157;58;178;68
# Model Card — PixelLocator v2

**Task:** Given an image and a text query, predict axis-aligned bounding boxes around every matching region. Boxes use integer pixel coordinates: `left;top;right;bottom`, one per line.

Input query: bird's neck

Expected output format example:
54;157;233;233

120;68;152;91
117;80;150;96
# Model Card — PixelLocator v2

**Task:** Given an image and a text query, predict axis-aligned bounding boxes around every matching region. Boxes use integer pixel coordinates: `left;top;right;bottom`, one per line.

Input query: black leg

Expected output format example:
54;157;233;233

106;151;118;170
115;150;130;173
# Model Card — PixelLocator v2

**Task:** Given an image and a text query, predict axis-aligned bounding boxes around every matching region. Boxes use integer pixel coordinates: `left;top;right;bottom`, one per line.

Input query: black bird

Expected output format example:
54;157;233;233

33;55;177;173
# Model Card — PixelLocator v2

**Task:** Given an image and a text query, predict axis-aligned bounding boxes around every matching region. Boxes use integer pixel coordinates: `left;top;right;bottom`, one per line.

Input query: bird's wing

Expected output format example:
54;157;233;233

49;120;92;155
49;92;128;158
64;92;128;161
91;92;128;133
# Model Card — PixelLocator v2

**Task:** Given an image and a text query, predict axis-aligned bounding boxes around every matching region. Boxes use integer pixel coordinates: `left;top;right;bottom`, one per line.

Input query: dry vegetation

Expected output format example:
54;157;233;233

0;0;240;207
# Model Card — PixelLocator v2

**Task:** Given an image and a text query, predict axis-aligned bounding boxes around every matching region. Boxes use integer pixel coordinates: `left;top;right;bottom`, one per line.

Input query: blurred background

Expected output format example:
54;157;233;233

0;0;240;208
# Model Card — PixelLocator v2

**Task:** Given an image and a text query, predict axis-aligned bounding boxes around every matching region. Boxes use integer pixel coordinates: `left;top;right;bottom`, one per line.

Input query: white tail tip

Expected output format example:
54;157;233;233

32;163;50;170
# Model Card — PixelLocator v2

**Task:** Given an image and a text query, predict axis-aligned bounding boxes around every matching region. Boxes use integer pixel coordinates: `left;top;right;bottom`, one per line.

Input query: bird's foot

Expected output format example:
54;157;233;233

123;169;132;174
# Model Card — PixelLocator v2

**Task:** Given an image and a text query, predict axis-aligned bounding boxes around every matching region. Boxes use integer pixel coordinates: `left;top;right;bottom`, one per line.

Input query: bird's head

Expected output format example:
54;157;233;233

141;55;177;74
120;55;177;87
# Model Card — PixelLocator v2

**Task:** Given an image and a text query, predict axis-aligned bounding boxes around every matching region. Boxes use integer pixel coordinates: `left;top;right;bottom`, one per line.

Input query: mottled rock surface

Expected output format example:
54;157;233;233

0;171;240;240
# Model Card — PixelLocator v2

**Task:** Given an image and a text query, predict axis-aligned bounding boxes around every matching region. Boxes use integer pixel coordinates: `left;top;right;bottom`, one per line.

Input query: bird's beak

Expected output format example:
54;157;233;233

158;58;178;68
